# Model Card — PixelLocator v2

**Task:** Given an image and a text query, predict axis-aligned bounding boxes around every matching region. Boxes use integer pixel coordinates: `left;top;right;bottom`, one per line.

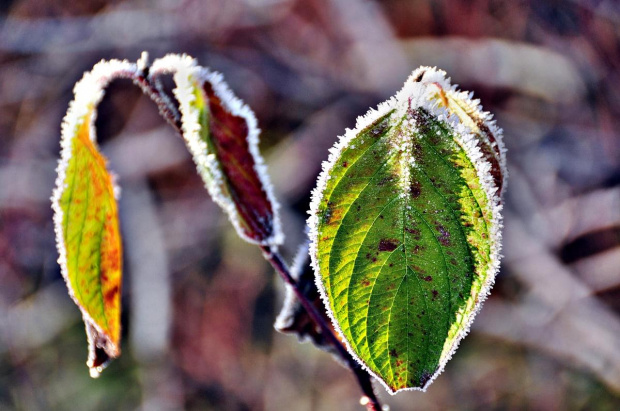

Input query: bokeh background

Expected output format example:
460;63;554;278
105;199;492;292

1;0;620;410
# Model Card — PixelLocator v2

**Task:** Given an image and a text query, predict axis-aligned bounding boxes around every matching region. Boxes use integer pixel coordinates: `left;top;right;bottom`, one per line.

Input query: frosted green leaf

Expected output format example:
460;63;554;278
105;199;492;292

308;67;505;393
52;59;139;377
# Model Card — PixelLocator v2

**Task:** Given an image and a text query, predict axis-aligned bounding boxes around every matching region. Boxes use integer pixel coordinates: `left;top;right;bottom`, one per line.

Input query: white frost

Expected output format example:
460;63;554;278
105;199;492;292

307;66;506;394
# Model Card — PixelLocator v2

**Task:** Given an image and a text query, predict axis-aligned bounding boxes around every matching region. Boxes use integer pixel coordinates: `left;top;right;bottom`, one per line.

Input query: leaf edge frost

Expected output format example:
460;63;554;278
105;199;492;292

308;66;506;394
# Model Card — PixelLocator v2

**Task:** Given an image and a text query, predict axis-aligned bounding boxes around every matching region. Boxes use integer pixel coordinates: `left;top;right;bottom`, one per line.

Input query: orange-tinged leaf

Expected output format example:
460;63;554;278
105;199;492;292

53;59;137;377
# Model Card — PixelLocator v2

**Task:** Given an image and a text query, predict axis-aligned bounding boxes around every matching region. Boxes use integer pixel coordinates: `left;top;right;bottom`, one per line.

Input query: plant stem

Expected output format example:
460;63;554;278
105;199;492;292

259;246;382;411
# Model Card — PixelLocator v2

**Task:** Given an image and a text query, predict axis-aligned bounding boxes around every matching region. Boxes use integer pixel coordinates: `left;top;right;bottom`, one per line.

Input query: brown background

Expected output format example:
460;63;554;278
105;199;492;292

1;0;620;410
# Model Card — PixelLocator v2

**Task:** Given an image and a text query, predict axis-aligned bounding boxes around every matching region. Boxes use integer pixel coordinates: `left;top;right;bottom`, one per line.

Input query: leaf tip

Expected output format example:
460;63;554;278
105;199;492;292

85;320;120;378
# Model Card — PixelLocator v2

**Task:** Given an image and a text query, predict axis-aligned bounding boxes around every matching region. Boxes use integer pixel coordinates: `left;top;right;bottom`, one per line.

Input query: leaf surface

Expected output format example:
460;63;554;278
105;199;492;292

160;55;282;246
53;60;137;377
309;67;505;393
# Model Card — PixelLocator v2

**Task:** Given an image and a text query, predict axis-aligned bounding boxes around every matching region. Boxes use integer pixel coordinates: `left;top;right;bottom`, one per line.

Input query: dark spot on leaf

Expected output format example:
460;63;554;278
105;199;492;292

419;371;433;386
430;133;441;146
370;120;388;137
412;265;425;274
436;223;451;246
410;180;422;198
378;238;399;252
321;206;332;225
432;290;439;300
342;161;348;167
389;349;399;357
372;257;377;263
361;279;371;287
379;215;384;219
421;275;432;282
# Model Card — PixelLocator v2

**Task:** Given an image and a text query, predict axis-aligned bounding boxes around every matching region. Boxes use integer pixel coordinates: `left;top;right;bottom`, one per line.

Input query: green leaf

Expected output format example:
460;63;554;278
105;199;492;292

309;67;505;393
53;60;138;377
153;55;283;246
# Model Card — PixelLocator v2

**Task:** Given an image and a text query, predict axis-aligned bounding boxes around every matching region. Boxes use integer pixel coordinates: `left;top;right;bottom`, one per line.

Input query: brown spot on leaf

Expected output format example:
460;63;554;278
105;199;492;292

432;289;439;300
436;224;451;246
342;161;348;167
104;285;119;305
378;238;399;252
410;180;422;198
412;265;425;273
421;275;433;282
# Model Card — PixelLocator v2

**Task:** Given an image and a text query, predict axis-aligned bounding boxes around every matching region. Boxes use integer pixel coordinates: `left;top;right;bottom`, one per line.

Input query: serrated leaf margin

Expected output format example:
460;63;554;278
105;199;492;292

308;66;505;394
